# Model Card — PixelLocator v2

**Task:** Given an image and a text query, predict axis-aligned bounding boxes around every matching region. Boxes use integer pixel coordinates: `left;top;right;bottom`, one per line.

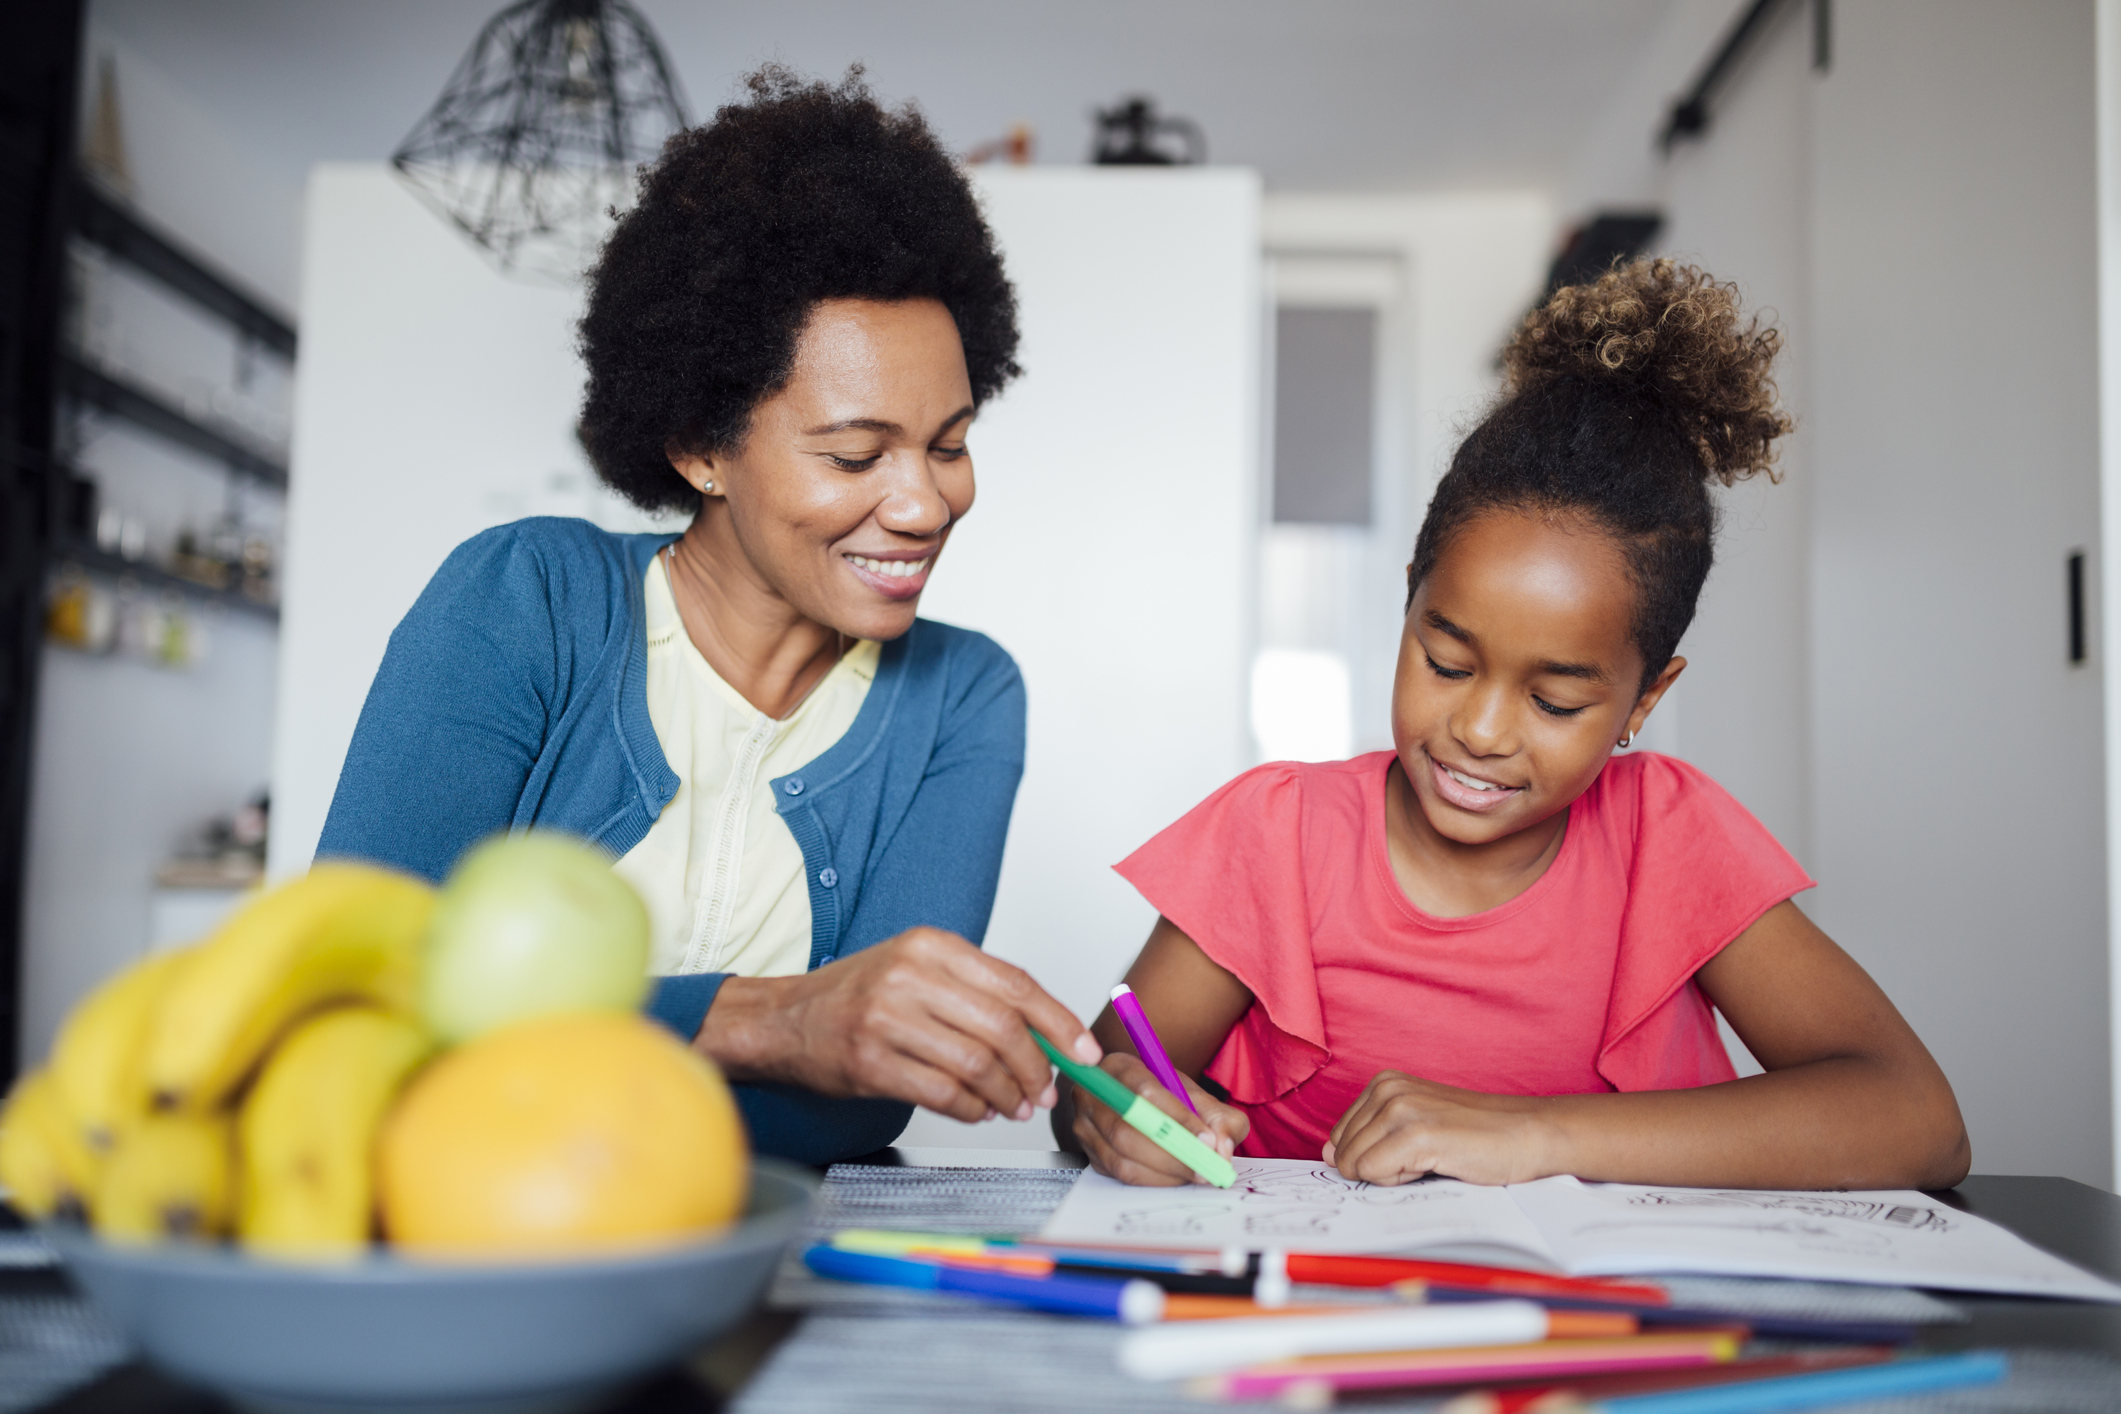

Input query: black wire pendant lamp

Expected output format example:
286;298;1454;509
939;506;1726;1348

392;0;691;284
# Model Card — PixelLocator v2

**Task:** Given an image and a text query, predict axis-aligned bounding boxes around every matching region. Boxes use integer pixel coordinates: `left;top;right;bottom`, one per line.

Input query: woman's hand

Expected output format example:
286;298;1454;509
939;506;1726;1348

1070;1053;1249;1186
696;926;1100;1123
1325;1071;1554;1187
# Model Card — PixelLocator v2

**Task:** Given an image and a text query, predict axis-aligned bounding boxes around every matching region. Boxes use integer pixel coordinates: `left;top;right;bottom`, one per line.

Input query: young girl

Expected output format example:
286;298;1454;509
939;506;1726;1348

1060;259;1970;1192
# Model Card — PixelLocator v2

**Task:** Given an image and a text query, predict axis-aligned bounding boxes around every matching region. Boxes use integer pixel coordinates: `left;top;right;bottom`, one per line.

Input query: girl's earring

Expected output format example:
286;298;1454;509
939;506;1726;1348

1618;730;1635;749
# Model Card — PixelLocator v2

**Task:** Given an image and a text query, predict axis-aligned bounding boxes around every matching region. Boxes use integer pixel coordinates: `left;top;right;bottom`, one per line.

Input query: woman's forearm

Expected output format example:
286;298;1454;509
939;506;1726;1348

1532;1056;1970;1190
694;974;806;1083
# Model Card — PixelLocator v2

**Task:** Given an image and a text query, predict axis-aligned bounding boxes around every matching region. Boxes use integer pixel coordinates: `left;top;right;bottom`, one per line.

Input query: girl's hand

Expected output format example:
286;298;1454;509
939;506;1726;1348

1071;1053;1249;1186
1325;1071;1556;1187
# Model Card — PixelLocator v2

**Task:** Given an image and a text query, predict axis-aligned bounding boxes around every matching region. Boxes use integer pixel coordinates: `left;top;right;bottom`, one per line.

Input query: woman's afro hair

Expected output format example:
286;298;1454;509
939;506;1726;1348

577;65;1021;512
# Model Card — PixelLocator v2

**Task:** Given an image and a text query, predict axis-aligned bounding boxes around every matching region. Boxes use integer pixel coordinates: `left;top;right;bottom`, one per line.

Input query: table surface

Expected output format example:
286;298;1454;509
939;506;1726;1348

22;1155;2121;1414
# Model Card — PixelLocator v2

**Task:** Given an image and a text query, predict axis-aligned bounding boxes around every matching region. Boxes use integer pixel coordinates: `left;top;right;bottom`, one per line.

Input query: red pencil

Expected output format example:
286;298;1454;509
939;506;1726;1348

1285;1253;1670;1306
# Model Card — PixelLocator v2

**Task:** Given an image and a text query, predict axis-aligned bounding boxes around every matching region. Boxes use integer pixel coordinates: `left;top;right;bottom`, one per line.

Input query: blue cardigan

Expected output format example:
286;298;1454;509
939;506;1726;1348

316;518;1027;1163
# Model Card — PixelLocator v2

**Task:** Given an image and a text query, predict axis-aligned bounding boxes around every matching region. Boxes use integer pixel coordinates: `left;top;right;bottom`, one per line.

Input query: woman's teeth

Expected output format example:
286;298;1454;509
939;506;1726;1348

1445;764;1507;793
849;555;929;579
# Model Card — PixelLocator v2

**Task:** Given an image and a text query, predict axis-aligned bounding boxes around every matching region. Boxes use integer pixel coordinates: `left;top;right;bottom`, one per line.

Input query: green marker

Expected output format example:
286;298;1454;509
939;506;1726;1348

1036;1033;1236;1188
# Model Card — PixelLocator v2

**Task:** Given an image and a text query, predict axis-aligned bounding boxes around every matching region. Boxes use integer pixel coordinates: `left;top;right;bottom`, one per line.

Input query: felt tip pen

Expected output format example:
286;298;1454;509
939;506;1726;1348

1580;1350;2007;1414
1187;1332;1743;1402
802;1246;1165;1324
1110;984;1199;1114
1035;1032;1236;1187
1116;1299;1551;1380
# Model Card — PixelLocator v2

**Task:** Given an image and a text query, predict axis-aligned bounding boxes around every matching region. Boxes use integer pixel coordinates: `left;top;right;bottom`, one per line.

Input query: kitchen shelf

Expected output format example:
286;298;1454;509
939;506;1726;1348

49;537;280;624
56;353;288;490
72;177;297;358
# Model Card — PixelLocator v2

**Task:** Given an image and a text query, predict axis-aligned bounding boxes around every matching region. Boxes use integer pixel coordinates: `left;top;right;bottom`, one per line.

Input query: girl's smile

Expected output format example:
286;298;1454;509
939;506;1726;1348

1426;752;1525;812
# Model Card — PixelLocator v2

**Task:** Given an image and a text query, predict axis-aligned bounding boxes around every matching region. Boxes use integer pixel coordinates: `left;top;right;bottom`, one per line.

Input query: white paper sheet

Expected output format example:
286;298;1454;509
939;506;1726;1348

1036;1157;1560;1262
1506;1176;2121;1302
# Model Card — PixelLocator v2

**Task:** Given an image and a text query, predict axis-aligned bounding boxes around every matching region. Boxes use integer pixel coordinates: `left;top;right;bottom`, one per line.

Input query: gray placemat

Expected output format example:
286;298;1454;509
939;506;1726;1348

0;1288;131;1414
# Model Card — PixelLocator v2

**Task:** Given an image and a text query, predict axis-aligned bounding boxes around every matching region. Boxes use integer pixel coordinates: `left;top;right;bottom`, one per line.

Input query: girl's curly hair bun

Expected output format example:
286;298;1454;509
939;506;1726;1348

1504;257;1791;485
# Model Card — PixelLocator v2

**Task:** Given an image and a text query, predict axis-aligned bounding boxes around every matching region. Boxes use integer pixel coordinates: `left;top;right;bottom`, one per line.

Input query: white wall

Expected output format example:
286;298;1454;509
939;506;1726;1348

1809;0;2107;1187
269;166;1263;1149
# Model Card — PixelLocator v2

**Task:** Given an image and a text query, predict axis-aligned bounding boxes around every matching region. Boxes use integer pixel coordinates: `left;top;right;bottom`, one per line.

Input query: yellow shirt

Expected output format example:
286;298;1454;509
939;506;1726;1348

614;554;879;979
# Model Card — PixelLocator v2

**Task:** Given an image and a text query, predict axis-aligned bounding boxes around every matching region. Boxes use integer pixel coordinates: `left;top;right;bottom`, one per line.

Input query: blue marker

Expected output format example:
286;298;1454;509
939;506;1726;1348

802;1246;1166;1324
1595;1350;2007;1414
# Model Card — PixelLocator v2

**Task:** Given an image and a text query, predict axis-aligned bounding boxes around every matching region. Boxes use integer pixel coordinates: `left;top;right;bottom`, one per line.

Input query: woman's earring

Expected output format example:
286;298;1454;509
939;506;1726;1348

701;480;715;494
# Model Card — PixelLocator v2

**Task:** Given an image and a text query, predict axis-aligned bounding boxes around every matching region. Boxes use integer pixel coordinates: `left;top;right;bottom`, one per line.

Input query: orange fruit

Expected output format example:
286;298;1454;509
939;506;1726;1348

377;1012;748;1257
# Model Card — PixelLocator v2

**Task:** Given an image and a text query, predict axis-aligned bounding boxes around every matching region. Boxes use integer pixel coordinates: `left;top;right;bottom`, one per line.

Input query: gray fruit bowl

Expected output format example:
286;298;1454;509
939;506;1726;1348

47;1158;817;1414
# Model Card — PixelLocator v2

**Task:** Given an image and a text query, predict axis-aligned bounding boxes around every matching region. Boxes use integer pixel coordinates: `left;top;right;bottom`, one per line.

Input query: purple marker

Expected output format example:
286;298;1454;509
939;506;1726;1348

1110;983;1199;1115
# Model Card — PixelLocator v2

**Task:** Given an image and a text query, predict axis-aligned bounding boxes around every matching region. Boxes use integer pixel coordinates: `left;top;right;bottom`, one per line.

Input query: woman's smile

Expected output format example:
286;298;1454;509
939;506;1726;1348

842;550;935;600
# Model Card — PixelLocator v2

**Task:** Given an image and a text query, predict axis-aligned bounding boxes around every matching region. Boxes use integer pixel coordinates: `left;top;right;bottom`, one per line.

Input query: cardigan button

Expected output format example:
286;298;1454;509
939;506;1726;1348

819;867;838;889
783;777;804;796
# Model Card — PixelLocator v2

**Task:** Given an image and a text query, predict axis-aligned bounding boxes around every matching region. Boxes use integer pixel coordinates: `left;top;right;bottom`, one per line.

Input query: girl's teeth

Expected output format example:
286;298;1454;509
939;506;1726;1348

850;556;929;579
1447;765;1500;792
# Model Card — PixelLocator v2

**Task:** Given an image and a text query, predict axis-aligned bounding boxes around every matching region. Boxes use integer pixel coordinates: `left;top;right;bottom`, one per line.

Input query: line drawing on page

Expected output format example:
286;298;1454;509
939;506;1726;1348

1108;1162;1476;1240
1621;1192;1956;1232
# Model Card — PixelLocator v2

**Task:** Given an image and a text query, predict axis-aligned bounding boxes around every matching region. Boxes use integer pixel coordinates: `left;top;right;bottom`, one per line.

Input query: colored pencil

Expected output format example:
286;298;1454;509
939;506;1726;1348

1110;983;1200;1114
1118;1300;1551;1380
801;1246;1165;1324
1036;1032;1235;1187
1188;1332;1744;1401
1437;1348;1898;1414
1289;1253;1668;1305
1581;1350;2007;1414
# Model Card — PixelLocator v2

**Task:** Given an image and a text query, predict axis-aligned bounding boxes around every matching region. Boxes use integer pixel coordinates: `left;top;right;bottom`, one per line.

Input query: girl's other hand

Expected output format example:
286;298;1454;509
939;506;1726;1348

1071;1053;1249;1186
1325;1071;1554;1187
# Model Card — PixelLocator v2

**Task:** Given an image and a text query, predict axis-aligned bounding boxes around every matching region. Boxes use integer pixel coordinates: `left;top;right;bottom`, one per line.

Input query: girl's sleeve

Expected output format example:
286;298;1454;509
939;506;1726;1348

1597;753;1816;1091
1113;765;1332;1105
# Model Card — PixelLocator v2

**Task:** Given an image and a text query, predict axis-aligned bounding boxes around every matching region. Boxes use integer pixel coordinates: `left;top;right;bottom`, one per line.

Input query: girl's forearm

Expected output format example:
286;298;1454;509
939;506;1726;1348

1531;1056;1970;1190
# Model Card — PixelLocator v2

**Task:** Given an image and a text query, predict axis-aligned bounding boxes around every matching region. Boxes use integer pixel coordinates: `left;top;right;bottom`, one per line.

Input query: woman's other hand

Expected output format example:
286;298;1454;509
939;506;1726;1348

1070;1054;1248;1186
1325;1071;1552;1187
696;926;1098;1123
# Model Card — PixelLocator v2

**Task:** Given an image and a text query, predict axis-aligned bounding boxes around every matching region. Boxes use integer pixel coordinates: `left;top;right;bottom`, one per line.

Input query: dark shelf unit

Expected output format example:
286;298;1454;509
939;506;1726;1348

70;176;296;357
55;353;287;490
50;537;278;624
50;176;295;633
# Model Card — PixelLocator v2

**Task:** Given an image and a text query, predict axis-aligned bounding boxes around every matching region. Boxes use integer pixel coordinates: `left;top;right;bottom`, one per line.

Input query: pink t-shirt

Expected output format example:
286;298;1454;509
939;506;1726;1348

1114;751;1814;1160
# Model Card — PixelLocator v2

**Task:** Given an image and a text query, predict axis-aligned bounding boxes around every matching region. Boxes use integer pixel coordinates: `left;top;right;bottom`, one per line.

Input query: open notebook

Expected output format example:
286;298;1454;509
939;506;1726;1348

1037;1157;2121;1302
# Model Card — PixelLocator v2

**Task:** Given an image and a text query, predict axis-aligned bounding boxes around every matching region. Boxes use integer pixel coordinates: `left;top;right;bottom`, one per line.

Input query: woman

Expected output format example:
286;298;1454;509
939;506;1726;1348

318;69;1099;1164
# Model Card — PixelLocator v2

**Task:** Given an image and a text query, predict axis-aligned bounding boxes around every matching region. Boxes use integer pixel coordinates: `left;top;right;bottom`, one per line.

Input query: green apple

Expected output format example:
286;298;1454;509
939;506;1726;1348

421;832;650;1044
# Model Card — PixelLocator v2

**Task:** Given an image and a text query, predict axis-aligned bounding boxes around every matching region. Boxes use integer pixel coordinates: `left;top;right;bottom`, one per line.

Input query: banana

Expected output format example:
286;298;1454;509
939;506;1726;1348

0;1071;100;1220
142;863;436;1112
93;1112;234;1244
238;1006;431;1259
50;947;196;1153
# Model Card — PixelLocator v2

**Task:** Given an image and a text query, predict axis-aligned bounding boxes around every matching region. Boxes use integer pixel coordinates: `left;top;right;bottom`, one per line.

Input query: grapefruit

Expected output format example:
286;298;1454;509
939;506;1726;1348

377;1012;748;1257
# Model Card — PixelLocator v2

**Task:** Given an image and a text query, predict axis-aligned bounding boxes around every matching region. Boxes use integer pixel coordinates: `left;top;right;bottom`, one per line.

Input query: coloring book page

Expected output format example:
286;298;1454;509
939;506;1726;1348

1506;1177;2121;1302
1038;1163;2121;1300
1037;1157;1561;1263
